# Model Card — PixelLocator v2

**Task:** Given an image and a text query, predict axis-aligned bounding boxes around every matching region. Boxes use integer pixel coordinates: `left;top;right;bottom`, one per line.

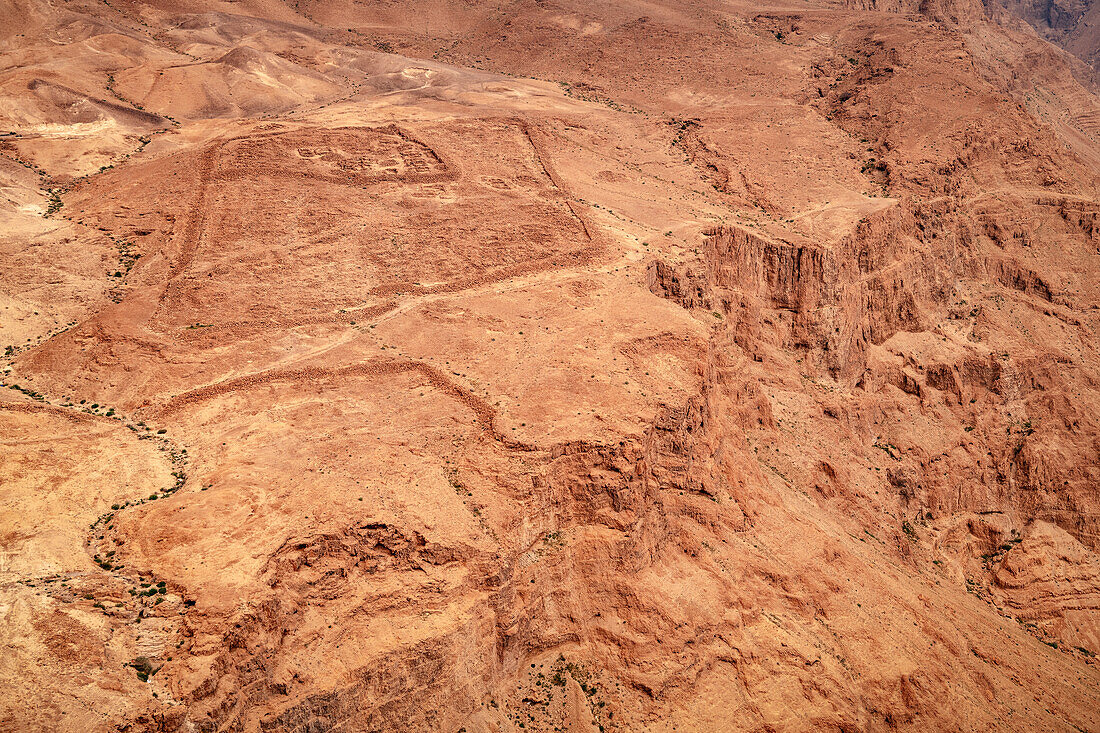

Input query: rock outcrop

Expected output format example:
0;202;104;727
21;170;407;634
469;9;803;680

3;0;1100;730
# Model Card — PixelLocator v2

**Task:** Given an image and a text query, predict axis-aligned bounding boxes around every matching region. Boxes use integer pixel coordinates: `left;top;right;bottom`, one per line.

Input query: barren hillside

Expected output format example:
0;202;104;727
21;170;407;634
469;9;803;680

2;0;1100;731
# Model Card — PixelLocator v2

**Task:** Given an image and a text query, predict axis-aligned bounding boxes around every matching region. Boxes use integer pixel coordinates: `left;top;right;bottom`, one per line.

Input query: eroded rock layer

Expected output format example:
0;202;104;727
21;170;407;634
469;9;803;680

2;0;1100;730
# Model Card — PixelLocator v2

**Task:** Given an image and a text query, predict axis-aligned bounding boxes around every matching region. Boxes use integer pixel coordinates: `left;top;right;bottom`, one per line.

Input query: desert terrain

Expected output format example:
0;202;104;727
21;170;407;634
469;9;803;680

2;0;1100;730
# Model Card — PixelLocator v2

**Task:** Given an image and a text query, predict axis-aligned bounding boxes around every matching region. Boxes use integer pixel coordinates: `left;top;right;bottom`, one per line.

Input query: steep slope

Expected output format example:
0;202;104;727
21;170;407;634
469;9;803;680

2;0;1100;731
988;0;1100;71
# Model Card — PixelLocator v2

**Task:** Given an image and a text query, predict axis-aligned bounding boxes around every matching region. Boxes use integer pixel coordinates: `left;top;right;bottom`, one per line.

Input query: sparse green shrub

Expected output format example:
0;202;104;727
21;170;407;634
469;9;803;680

130;656;156;682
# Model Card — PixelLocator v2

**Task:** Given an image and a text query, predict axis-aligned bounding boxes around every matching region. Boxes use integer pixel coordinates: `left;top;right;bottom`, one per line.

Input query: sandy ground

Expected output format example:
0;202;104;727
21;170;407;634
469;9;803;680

2;0;1100;730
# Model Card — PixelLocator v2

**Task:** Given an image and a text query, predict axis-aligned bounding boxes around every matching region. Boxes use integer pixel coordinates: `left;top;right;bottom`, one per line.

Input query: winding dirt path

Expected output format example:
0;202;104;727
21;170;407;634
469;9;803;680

153;356;543;452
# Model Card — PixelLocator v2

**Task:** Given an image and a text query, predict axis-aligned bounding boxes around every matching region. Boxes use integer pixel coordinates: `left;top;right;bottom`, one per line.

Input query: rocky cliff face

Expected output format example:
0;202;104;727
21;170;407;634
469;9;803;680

3;0;1100;731
845;0;1098;73
987;0;1100;70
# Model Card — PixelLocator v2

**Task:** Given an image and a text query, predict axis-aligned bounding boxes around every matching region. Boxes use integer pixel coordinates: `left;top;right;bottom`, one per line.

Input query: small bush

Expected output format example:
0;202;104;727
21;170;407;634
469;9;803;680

130;656;156;682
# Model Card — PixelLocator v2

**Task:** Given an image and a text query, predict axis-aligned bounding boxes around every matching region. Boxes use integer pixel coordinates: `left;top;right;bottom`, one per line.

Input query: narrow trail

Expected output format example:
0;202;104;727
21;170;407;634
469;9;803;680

2;113;616;595
155;357;541;452
152;353;613;461
0;391;195;640
0;128;173;361
175;241;599;338
130;116;605;338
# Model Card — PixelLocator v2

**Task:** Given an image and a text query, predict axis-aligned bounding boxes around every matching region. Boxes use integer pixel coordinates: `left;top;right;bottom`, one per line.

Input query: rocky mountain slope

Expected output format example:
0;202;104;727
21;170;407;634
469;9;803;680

2;0;1100;731
987;0;1100;72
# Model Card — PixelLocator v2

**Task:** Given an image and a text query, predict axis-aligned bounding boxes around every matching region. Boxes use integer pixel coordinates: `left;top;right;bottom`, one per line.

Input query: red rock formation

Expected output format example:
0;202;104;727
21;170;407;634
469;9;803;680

3;0;1100;730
